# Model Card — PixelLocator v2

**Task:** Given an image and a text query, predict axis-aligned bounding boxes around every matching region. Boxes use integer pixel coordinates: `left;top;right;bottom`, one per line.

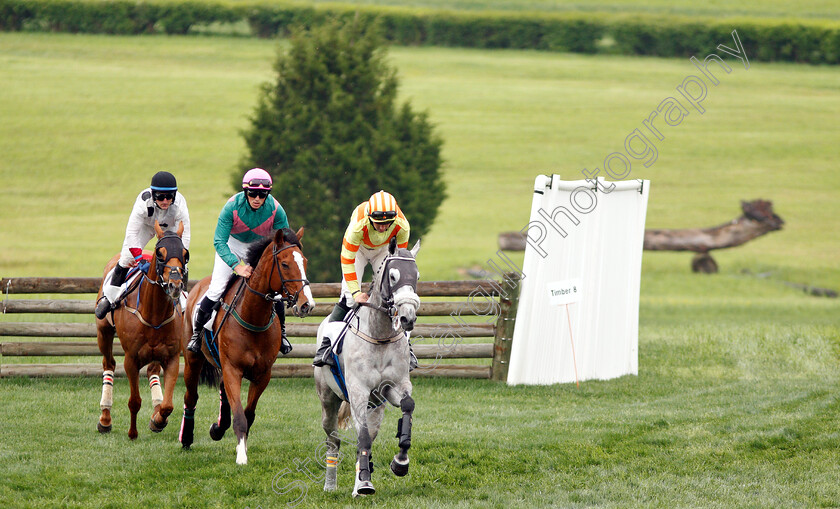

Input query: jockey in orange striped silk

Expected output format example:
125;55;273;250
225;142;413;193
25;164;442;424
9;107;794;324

313;190;417;369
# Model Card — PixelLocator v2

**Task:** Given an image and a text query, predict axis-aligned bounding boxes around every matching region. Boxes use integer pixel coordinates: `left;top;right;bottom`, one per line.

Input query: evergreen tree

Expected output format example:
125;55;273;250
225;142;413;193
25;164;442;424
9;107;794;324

239;17;445;283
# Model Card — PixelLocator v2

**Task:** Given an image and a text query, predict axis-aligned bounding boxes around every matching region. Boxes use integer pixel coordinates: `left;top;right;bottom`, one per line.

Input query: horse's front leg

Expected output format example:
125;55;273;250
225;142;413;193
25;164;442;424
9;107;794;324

383;383;414;477
220;367;248;464
209;381;231;441
96;326;116;433
146;362;163;431
180;350;203;449
349;391;375;497
124;356;142;440
243;373;271;435
150;356;178;432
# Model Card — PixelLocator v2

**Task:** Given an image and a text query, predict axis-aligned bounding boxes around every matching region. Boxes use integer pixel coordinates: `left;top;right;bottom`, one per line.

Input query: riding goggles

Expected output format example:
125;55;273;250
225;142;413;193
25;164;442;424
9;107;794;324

369;210;397;222
153;191;176;201
244;178;272;190
247;189;270;199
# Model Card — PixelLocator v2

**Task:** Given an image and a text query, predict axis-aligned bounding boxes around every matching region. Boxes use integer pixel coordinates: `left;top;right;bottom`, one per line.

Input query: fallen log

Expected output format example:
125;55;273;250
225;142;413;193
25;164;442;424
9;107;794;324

498;200;784;273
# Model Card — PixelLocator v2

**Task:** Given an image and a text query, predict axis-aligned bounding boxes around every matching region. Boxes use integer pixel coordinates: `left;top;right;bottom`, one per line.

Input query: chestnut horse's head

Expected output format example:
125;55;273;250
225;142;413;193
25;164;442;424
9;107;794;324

266;227;315;318
153;221;189;303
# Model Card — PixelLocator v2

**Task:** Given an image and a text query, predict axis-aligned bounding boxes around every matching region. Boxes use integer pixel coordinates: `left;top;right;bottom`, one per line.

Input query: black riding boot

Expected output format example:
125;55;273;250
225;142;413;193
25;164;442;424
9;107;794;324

275;302;293;355
312;302;351;367
186;297;214;353
95;264;129;319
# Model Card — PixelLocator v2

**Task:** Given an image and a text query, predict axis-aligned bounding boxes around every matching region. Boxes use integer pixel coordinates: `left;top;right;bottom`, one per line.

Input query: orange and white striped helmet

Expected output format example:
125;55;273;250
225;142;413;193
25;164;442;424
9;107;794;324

367;190;398;223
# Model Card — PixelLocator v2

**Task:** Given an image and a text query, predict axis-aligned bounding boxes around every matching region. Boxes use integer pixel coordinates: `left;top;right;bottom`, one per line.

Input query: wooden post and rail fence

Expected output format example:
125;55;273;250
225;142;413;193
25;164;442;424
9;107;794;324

0;276;521;381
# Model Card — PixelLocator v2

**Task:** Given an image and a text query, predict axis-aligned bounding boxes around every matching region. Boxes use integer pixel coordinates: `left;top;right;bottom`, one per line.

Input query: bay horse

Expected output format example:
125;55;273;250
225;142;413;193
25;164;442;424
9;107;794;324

314;237;420;497
96;221;189;439
180;227;315;465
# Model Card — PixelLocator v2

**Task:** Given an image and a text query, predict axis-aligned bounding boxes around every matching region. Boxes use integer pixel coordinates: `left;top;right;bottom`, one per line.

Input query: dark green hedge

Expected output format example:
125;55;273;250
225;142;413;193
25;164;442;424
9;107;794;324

1;0;838;64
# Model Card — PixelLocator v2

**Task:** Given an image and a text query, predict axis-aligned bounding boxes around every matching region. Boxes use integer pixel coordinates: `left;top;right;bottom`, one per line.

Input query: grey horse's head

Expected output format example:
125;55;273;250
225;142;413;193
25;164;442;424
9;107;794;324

376;237;421;331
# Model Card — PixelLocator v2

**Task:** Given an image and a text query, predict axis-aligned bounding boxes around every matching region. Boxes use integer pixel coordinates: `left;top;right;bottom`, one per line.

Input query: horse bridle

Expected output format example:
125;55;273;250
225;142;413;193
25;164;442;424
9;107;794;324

145;233;188;296
360;255;419;317
244;242;310;307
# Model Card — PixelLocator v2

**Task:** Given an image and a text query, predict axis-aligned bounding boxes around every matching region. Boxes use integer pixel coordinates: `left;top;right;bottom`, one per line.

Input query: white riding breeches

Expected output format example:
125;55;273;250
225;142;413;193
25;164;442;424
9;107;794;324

340;246;389;307
205;238;251;302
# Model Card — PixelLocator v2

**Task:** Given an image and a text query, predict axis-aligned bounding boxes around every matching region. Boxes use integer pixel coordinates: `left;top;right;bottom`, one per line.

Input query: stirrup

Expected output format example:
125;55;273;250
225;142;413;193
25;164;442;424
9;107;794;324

280;334;293;355
94;298;113;320
409;350;418;372
186;332;202;353
312;348;335;368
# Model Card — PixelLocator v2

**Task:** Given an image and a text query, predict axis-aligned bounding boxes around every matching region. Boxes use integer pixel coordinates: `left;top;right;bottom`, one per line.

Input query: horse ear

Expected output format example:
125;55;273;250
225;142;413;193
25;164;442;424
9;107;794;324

154;220;164;239
274;228;285;245
389;237;397;255
296;227;304;241
410;239;421;258
176;221;184;238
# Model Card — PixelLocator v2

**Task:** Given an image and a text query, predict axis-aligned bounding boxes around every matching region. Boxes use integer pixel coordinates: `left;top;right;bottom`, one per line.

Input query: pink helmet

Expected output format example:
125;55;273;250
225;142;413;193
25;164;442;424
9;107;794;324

242;168;272;190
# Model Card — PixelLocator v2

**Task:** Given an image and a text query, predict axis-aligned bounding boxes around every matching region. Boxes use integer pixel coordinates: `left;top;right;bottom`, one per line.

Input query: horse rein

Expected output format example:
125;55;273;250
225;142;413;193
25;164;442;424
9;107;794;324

351;253;419;342
243;243;309;307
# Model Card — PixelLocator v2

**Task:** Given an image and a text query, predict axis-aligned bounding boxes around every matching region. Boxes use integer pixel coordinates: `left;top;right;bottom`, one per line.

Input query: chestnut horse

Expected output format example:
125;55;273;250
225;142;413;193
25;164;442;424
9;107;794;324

96;221;189;439
180;227;315;464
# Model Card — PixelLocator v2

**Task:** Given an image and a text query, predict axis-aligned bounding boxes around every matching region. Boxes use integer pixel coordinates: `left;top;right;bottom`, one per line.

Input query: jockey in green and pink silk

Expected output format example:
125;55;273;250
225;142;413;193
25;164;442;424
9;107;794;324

186;168;291;354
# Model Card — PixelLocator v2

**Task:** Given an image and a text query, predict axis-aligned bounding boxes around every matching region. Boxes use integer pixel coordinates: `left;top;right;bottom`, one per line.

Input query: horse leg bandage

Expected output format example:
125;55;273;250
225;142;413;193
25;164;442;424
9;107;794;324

396;416;412;449
100;370;114;410
396;396;414;449
149;375;163;407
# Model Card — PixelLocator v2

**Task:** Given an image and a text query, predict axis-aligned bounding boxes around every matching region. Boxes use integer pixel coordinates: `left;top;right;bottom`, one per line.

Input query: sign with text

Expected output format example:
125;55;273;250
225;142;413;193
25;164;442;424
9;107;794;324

547;278;582;306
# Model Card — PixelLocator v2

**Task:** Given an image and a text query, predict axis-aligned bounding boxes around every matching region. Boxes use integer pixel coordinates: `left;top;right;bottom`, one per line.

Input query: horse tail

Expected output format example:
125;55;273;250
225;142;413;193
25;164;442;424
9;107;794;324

337;401;352;430
199;361;220;388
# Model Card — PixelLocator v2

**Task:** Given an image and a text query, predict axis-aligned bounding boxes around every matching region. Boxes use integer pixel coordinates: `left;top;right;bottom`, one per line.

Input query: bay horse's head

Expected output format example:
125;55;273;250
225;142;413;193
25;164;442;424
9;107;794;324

265;227;315;318
376;237;421;331
153;221;189;303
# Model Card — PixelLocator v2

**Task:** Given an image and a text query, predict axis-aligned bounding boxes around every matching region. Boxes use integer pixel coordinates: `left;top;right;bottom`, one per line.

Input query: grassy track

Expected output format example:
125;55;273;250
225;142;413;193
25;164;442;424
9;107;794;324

0;31;839;507
1;302;839;507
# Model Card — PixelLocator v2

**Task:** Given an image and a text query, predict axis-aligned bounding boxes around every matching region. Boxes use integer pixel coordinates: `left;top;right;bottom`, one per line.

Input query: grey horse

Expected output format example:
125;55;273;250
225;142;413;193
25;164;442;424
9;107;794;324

314;238;421;497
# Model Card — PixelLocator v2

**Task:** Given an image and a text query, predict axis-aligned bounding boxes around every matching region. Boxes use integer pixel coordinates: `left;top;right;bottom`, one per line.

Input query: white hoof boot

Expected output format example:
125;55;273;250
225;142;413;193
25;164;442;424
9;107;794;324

236;437;248;465
352;463;375;497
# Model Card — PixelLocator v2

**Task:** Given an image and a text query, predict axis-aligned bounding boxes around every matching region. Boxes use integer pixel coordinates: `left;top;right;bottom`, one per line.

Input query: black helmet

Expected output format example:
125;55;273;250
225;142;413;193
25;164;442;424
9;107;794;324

150;171;177;191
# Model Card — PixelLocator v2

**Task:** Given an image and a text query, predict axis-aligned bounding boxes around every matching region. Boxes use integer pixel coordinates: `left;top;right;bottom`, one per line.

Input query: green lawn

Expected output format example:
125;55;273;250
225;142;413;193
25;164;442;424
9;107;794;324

1;298;839;507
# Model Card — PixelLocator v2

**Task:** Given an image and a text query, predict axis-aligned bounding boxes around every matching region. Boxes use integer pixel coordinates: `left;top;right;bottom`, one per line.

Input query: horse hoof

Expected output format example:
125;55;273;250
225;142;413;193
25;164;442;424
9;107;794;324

390;457;410;477
149;417;167;433
209;422;226;441
97;422;112;434
353;481;375;497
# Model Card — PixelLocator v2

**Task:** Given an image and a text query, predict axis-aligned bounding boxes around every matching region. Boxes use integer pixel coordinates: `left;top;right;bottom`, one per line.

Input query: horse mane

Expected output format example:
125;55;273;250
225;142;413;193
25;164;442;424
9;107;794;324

243;228;300;268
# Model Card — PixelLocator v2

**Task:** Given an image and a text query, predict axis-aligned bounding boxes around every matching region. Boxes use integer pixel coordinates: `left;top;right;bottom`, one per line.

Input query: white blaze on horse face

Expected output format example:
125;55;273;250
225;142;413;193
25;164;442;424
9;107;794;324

292;251;315;308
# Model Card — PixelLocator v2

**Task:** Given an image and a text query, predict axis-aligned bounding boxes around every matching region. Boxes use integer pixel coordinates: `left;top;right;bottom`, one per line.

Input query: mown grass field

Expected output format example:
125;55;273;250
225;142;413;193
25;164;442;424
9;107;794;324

1;31;839;508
